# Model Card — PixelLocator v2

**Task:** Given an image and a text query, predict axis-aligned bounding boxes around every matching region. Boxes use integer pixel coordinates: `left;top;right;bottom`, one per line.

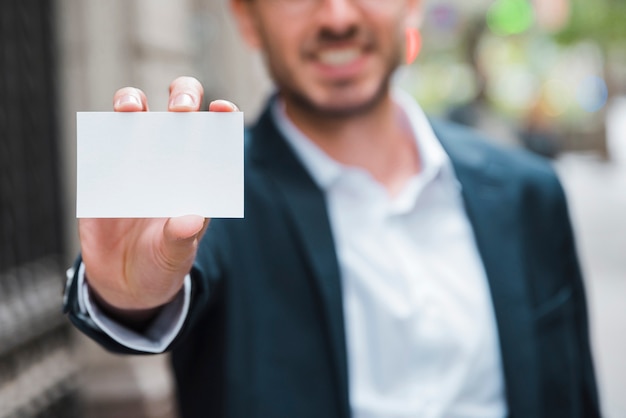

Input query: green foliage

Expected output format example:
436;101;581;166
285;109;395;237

487;0;534;36
555;0;626;47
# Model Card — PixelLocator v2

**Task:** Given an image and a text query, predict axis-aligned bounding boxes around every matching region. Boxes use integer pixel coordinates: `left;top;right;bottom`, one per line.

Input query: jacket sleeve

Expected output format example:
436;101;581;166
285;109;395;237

63;223;225;355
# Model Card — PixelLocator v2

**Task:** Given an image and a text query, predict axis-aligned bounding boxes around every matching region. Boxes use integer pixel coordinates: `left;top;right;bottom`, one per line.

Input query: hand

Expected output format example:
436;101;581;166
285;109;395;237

78;76;238;323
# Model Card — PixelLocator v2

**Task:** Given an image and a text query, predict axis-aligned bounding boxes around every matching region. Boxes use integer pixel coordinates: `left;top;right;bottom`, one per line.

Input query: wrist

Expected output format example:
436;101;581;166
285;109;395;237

87;284;164;332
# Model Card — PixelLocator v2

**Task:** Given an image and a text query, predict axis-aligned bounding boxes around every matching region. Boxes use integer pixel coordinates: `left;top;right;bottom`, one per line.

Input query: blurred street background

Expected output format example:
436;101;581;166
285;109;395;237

1;0;625;416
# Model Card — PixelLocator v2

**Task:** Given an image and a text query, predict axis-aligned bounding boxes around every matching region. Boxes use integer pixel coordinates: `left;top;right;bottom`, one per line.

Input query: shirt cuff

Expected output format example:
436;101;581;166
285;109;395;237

74;262;191;353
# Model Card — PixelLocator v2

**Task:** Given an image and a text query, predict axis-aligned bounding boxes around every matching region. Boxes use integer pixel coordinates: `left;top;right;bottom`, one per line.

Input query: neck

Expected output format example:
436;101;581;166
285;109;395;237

282;90;421;196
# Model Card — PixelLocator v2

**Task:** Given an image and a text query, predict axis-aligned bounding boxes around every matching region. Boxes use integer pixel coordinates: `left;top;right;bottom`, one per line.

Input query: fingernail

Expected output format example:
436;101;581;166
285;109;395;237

172;93;195;108
218;100;238;111
115;94;141;107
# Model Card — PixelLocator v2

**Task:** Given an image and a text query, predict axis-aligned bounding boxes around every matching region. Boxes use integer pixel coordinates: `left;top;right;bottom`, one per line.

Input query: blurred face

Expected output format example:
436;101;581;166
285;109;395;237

232;0;420;117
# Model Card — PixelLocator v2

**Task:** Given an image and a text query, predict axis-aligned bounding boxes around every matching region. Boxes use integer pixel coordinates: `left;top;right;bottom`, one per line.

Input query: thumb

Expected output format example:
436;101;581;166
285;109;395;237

161;215;209;267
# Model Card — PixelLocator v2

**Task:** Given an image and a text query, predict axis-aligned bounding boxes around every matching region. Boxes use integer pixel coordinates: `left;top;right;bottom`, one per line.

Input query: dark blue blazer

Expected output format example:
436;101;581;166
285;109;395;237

66;102;600;418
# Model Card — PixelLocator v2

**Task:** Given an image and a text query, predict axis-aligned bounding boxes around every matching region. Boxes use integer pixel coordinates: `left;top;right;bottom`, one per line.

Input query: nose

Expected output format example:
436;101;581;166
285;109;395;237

317;0;361;34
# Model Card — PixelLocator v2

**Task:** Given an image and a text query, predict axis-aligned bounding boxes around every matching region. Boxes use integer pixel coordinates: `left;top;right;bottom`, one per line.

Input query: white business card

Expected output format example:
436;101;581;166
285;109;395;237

77;112;244;218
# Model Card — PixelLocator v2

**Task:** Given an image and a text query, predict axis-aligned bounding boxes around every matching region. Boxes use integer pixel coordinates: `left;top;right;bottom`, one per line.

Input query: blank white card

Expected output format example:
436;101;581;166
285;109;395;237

77;112;244;218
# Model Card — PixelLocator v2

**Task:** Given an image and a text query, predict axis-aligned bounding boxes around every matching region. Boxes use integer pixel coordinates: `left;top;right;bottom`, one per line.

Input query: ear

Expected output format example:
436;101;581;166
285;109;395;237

230;0;262;49
404;0;424;29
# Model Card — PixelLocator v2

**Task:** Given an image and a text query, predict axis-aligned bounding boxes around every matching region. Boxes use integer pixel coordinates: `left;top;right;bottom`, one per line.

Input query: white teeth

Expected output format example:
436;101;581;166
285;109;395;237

318;48;361;67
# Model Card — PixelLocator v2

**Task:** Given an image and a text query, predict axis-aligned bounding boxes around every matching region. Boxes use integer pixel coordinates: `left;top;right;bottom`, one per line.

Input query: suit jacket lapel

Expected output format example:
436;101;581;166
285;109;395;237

249;104;351;418
247;106;540;416
433;121;540;417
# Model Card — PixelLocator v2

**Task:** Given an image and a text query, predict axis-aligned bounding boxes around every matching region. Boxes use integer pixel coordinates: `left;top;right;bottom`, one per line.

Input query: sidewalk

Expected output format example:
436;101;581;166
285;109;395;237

555;153;626;418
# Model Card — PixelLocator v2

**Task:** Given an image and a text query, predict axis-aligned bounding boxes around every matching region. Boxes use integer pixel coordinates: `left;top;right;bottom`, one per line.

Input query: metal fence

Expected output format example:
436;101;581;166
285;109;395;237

0;0;78;416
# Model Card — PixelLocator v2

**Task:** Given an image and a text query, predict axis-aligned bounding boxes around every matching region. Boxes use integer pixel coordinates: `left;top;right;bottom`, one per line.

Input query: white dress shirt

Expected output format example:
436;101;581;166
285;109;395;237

75;90;507;417
273;90;507;418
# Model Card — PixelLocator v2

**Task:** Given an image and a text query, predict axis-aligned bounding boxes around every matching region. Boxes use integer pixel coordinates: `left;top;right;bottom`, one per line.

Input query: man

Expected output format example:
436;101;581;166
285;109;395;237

65;0;600;417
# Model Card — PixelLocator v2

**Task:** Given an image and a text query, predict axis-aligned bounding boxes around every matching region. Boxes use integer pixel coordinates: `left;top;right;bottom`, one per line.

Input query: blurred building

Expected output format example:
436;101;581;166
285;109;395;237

0;0;79;416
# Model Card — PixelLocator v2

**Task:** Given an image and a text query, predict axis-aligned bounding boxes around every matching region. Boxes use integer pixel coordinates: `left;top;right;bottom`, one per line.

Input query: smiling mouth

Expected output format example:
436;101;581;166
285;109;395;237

317;47;363;67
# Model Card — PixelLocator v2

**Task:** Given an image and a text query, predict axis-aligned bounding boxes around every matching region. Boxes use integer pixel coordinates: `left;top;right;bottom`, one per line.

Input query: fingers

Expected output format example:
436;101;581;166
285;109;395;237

113;87;148;112
209;99;239;112
113;77;237;114
168;76;204;112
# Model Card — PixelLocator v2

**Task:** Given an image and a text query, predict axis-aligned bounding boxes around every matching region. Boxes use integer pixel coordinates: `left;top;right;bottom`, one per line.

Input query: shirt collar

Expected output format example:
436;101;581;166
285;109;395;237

270;89;455;192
